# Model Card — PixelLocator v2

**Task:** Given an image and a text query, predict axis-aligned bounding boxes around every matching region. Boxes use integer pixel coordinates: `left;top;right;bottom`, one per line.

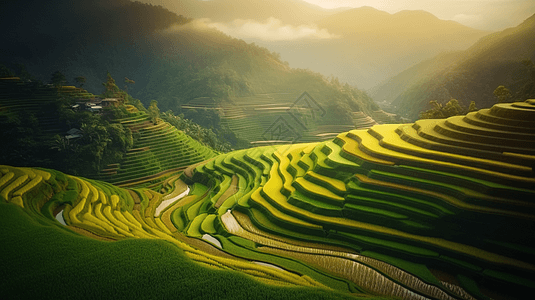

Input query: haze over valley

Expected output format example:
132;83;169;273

145;0;535;91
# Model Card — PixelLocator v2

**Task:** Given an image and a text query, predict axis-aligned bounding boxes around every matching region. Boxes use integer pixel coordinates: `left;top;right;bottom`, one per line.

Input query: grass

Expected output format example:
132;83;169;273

0;202;364;300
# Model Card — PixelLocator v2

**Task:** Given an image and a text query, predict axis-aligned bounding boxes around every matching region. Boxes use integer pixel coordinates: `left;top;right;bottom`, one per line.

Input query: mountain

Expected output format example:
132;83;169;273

141;0;346;25
236;6;490;90
0;0;382;148
377;13;535;120
134;2;489;90
369;51;464;108
314;7;490;89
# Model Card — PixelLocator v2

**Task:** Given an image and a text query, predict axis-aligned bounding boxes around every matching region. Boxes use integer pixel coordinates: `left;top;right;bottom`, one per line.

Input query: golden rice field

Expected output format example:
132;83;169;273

2;100;534;299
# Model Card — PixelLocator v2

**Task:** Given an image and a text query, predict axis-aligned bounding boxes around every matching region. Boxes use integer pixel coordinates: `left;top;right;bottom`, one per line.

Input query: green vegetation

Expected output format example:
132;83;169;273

0;0;385;149
419;99;477;119
493;85;512;103
1;1;534;299
177;100;535;299
0;172;362;300
0;72;223;190
1;100;534;299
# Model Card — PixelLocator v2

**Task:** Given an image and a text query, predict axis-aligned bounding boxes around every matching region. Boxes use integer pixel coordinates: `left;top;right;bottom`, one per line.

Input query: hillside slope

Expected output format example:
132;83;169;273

96;105;218;189
232;7;489;90
375;13;535;120
369;51;463;108
3;100;533;299
0;165;361;300
0;77;218;189
0;0;381;147
179;100;535;299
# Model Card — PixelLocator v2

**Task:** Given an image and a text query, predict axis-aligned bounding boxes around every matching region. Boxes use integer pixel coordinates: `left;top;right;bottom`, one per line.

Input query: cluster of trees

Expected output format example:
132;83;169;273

0;67;133;177
52;106;134;177
0;66;239;177
493;85;512;103
418;59;535;120
419;99;477;119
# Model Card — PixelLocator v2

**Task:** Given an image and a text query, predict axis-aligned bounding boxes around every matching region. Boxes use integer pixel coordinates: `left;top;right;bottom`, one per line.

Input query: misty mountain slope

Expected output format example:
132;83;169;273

313;8;490;88
385;13;535;120
0;0;190;93
0;0;380;148
140;0;345;25
370;51;464;106
140;2;490;90
234;6;490;90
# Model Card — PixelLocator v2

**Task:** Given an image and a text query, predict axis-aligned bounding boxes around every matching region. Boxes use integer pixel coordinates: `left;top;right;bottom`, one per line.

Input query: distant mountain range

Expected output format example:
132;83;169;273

313;7;490;89
144;1;491;90
142;0;346;25
371;13;535;120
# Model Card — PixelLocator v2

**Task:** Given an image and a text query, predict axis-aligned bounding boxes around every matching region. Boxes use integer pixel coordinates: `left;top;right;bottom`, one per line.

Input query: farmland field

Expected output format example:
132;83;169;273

2;100;535;299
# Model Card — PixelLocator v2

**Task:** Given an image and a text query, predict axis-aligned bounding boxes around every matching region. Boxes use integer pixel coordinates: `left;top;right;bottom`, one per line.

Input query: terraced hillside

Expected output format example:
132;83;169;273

180;100;535;299
183;93;390;146
0;77;217;190
0;166;359;299
2;100;534;299
97;106;218;189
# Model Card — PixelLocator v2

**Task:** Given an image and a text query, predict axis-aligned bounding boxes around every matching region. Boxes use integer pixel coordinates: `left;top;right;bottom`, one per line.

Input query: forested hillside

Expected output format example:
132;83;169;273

0;75;222;190
0;0;382;147
143;2;489;90
371;13;535;120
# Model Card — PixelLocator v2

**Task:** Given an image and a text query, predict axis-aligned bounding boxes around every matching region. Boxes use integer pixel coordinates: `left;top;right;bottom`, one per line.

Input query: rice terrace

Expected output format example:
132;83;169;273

1;0;535;299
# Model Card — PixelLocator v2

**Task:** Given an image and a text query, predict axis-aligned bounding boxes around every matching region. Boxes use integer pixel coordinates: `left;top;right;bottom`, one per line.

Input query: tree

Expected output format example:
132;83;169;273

468;101;477;112
419;100;444;119
419;99;466;119
494;85;512;103
148;100;160;125
75;76;86;88
51;71;66;88
15;64;35;82
102;71;120;98
442;99;464;116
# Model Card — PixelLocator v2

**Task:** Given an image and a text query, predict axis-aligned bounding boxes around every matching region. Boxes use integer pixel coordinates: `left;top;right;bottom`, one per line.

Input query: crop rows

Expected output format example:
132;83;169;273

185;93;380;145
1;164;330;290
97;110;218;188
3;100;534;299
176;100;535;299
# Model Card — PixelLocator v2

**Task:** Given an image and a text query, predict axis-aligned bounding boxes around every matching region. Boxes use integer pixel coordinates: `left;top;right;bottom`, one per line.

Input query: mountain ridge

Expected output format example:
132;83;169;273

373;12;535;120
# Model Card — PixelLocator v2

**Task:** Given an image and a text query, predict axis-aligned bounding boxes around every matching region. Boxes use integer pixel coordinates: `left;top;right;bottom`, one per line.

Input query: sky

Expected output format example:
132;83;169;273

302;0;535;31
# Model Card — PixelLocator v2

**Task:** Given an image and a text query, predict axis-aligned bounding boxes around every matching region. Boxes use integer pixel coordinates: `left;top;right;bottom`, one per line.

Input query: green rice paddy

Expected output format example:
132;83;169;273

2;100;535;299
